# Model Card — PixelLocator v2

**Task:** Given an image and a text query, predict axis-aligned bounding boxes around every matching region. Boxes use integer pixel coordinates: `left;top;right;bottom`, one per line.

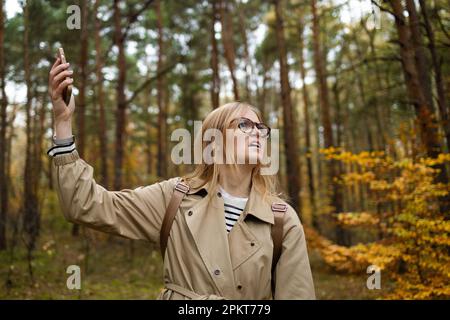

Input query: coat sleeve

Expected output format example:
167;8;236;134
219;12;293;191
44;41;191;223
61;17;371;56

274;206;316;300
51;149;177;243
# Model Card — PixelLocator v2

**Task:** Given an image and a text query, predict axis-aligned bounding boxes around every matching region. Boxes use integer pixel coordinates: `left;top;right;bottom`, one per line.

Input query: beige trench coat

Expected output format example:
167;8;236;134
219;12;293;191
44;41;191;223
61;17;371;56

51;150;316;300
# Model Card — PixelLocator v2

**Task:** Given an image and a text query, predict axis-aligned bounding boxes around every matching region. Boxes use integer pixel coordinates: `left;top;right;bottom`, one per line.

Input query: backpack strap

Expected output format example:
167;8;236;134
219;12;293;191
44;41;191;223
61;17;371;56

160;180;190;260
271;202;287;298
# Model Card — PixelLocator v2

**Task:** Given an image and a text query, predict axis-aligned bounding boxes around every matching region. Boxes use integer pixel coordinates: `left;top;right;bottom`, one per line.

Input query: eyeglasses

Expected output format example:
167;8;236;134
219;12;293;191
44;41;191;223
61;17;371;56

231;117;271;138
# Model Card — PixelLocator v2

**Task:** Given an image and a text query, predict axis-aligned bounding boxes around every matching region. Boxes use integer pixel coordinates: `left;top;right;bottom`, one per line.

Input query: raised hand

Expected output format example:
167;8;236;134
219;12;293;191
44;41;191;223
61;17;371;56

48;56;75;139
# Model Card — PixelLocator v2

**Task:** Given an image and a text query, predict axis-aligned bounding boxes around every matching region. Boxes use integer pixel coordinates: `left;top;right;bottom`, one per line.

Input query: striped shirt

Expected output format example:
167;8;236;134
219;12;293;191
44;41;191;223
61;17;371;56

219;186;248;233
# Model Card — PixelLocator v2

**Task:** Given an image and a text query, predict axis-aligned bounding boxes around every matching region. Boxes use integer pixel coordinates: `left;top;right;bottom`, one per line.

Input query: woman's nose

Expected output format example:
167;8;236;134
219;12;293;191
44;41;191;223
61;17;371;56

250;126;261;136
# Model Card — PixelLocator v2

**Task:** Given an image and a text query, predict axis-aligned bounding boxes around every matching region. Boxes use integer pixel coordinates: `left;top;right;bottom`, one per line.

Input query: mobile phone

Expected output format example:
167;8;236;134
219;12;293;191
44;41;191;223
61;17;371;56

57;47;72;105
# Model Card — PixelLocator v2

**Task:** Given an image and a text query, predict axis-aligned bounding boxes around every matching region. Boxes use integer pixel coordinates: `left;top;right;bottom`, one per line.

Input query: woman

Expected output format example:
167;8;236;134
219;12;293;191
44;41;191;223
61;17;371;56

47;55;315;300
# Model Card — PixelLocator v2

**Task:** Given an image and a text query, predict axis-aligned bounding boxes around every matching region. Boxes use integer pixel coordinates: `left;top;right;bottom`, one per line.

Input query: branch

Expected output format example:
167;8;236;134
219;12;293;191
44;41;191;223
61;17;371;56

330;55;401;77
122;0;155;41
89;0;155;75
435;9;450;41
370;0;396;18
125;55;185;105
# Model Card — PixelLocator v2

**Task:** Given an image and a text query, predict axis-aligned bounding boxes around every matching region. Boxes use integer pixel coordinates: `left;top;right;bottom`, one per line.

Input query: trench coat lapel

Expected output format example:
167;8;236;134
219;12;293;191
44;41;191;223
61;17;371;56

183;177;275;298
243;182;275;225
228;182;275;270
184;179;235;297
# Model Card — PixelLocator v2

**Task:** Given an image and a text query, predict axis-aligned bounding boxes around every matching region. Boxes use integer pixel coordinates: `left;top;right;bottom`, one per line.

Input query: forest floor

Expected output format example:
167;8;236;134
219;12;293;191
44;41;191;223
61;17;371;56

0;207;390;300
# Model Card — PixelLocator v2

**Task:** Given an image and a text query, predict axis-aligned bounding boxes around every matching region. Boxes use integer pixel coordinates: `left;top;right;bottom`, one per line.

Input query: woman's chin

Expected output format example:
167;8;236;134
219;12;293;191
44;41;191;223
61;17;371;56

247;150;263;164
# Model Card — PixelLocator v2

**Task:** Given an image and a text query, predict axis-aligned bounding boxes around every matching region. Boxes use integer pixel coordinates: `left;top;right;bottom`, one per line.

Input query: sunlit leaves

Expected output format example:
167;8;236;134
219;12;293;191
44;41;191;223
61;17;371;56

309;147;450;299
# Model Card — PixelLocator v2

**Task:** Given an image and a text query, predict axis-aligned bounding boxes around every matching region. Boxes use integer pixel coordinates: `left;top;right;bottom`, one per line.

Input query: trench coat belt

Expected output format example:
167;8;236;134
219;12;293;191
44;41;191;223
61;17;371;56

165;283;227;300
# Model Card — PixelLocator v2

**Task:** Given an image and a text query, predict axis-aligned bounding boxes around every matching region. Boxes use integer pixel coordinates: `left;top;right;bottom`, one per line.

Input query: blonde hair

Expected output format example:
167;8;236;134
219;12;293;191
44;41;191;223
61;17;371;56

182;101;284;204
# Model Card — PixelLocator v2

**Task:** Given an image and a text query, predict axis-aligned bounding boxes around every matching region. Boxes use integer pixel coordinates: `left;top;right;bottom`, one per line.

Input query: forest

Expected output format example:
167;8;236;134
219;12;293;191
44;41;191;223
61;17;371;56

0;0;449;299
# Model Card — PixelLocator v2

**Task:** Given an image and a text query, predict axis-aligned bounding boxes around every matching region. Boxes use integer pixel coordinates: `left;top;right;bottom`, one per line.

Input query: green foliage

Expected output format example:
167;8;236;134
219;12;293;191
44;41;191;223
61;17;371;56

1;191;164;299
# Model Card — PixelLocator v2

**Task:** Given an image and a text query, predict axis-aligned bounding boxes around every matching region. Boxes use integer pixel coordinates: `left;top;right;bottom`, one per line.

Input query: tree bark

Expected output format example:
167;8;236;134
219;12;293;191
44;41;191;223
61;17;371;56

405;0;434;111
390;0;444;159
0;0;7;250
156;0;167;178
311;0;344;243
94;0;109;188
33;93;47;198
389;0;449;212
113;0;154;188
113;0;127;190
298;21;317;229
6;104;18;194
360;20;388;151
350;33;374;151
71;0;89;236
418;0;449;152
23;1;39;251
311;0;332;151
77;0;88;160
257;57;270;121
236;1;251;101
144;73;153;177
210;0;220;109
273;0;301;213
219;0;239;100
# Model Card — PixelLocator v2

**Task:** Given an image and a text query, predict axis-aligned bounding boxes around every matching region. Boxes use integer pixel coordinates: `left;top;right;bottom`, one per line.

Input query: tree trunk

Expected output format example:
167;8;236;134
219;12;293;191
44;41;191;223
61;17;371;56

257;58;270;121
71;0;89;236
112;0;154;187
236;1;251;101
156;0;167;179
6;104;18;196
0;0;7;250
113;0;127;190
219;0;239;100
405;0;434;111
390;0;444;158
311;0;344;243
77;0;88;159
48;102;54;190
418;0;450;152
311;0;332;150
350;35;374;151
94;0;109;188
298;21;317;229
164;77;171;177
23;1;39;251
390;0;449;212
273;0;301;213
210;0;220;109
33;93;47;199
144;75;153;177
360;21;388;152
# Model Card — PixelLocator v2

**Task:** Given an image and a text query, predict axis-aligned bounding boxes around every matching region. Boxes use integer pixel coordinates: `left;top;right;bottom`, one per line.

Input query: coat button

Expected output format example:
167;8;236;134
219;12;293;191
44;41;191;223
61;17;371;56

188;210;193;216
250;242;255;246
217;192;222;197
237;285;242;290
214;269;221;276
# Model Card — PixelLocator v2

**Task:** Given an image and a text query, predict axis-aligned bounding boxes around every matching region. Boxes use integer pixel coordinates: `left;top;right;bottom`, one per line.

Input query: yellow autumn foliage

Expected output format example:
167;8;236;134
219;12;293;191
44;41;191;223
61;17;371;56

308;148;450;299
336;212;380;227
